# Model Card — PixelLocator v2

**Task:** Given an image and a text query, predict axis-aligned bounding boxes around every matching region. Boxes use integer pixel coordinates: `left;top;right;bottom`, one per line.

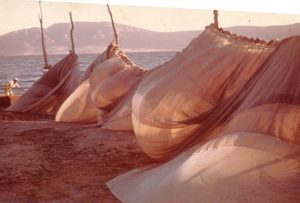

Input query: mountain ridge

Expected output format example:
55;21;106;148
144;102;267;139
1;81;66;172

0;22;299;56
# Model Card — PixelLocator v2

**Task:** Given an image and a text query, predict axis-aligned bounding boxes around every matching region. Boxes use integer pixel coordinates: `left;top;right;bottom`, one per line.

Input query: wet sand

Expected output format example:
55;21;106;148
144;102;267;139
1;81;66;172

0;111;154;202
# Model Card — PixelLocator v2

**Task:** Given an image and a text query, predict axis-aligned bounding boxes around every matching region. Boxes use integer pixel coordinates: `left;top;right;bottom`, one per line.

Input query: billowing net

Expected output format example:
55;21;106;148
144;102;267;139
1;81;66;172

56;43;148;128
81;43;115;82
89;49;147;129
6;53;80;115
174;35;300;157
101;74;148;131
108;132;300;203
55;45;115;123
107;32;300;203
132;24;277;160
101;91;135;131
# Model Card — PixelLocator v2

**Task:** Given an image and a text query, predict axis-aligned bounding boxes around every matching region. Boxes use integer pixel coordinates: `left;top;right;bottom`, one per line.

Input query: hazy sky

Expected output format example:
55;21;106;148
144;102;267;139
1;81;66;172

0;0;300;36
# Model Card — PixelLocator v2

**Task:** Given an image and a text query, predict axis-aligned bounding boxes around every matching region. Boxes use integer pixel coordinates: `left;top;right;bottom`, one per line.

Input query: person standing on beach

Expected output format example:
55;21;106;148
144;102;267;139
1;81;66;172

4;78;21;96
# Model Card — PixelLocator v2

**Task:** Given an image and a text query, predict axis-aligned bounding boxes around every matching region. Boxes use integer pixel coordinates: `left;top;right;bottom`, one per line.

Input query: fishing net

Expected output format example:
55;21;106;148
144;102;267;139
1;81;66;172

55;45;115;122
6;53;80;115
108;132;300;203
56;43;148;128
132;24;277;160
108;30;300;203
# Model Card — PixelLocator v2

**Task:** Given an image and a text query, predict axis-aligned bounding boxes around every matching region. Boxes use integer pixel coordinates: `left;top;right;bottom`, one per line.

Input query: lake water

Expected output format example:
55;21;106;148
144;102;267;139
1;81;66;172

0;52;176;94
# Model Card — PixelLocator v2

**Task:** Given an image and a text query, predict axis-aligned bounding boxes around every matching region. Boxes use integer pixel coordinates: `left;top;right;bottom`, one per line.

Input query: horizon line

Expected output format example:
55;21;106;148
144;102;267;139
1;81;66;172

1;20;299;37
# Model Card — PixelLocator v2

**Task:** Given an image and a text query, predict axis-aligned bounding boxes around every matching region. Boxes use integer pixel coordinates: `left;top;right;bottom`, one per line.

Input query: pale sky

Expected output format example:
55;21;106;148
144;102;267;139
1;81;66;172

0;0;300;36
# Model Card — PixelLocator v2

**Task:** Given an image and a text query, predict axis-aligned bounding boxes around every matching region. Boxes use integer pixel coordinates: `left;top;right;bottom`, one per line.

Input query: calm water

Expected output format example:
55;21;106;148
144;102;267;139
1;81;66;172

0;52;176;94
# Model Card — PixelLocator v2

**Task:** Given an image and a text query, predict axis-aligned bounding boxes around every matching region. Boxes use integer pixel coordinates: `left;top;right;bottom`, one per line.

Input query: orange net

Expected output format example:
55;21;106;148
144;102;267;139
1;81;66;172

132;25;278;160
56;43;148;129
6;53;80;115
107;28;300;203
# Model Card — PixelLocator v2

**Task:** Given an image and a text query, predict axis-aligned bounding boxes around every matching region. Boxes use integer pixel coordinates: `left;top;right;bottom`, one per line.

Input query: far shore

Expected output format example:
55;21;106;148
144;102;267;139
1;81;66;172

0;50;178;58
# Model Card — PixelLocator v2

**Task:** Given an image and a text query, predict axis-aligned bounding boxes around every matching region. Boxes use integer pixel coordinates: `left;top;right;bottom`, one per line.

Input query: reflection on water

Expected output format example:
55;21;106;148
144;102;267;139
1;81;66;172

0;52;176;94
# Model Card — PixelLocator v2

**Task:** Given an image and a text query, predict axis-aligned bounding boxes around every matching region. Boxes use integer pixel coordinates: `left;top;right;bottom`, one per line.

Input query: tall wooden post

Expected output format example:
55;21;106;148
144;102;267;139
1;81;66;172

69;12;75;53
106;4;119;44
38;0;50;71
213;10;219;28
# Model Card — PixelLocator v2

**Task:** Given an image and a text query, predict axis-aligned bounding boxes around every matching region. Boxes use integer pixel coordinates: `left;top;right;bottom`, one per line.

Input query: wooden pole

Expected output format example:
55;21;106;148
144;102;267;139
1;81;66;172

106;4;119;44
213;10;219;28
38;0;50;71
69;12;75;53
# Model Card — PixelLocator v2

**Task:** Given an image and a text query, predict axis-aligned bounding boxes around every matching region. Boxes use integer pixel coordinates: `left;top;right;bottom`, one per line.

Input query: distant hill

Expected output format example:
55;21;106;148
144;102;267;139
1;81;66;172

226;23;300;40
0;22;299;56
0;22;199;56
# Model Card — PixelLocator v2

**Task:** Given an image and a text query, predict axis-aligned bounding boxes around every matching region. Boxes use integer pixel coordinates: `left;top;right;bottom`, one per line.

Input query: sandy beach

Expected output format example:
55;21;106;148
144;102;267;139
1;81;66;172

0;111;154;202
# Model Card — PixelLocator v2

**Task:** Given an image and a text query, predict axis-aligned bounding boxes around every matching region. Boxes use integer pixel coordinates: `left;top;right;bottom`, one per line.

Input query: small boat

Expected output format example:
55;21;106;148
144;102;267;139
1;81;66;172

0;95;21;109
